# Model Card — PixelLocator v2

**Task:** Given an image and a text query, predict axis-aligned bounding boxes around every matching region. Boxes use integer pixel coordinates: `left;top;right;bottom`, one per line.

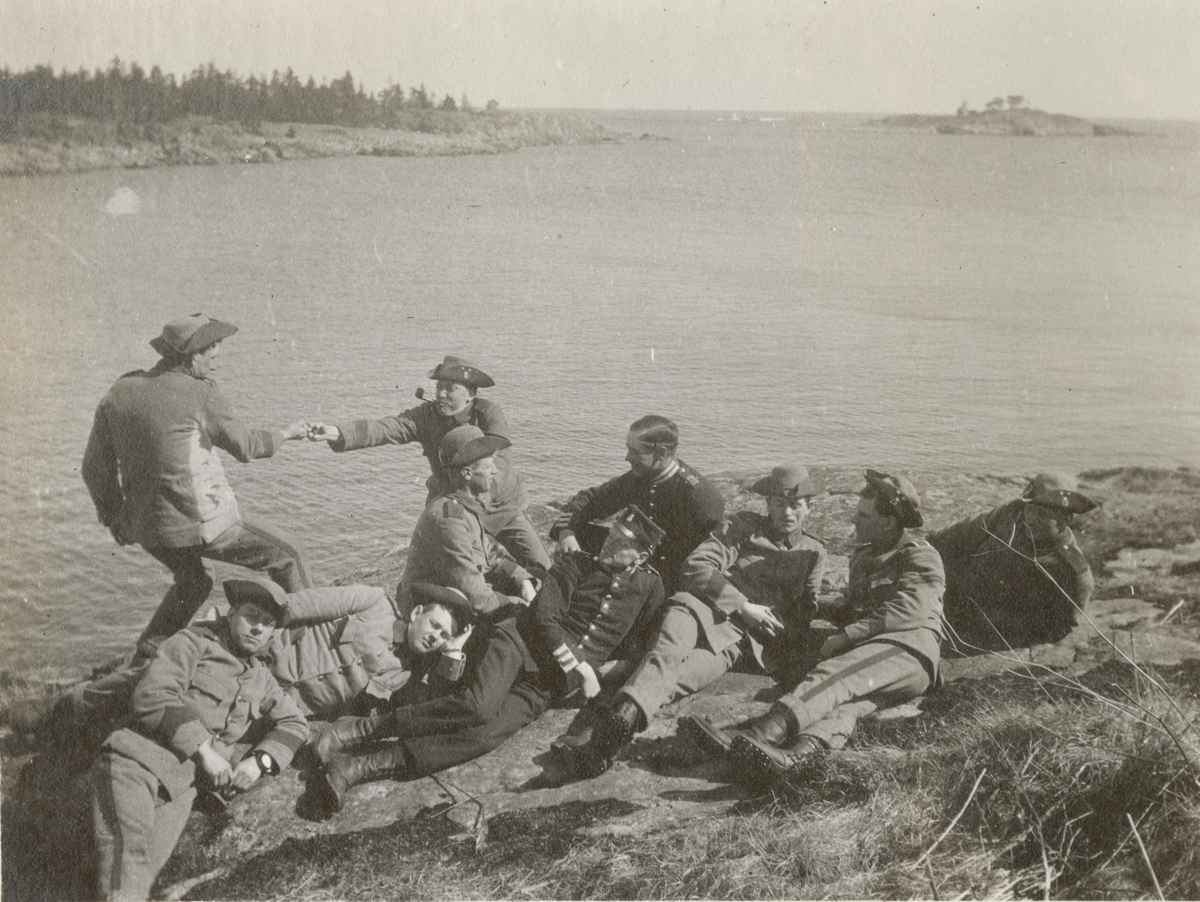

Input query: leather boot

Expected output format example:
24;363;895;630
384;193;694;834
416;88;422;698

588;696;644;761
311;713;394;763
311;744;409;819
679;715;768;758
731;733;825;789
738;704;799;748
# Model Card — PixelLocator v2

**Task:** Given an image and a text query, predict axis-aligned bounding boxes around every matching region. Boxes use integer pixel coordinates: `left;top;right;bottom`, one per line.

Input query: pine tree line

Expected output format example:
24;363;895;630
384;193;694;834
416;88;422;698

1;59;497;136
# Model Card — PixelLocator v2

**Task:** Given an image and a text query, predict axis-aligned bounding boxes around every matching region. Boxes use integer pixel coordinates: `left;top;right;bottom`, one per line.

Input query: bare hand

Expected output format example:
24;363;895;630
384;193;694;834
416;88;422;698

307;423;341;443
555;534;582;557
443;623;474;655
576;662;602;699
818;633;853;661
229;756;263;791
281;419;309;441
740;602;786;638
194;741;232;787
519;579;538;604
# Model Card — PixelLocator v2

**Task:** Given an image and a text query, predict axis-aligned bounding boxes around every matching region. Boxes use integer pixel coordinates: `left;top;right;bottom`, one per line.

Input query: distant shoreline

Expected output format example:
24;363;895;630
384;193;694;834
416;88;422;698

868;107;1139;136
0;110;626;177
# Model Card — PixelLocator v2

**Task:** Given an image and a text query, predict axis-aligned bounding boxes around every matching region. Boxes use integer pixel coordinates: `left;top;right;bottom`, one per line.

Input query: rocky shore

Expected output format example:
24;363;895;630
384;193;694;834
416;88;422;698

0;110;624;177
3;465;1198;900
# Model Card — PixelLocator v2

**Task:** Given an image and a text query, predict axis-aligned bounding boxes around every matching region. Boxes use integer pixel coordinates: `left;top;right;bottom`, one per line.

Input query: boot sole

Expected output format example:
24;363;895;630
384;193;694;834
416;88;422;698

729;736;788;789
680;716;734;758
591;709;634;760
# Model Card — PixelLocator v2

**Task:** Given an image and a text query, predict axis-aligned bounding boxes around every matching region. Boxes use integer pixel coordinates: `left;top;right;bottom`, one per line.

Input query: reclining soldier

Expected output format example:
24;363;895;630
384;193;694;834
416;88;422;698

304;506;667;819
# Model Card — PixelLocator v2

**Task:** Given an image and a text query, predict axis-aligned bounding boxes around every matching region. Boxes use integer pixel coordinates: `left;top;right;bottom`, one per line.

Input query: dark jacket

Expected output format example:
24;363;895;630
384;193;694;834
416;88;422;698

548;460;725;594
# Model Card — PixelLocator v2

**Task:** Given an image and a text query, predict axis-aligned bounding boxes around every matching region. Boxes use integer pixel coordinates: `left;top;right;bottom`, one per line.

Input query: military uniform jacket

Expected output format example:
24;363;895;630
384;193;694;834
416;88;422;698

548;460;725;594
518;551;666;694
101;620;308;801
331;398;528;513
266;585;412;719
928;500;1094;605
83;364;283;548
400;489;534;616
677;511;827;671
826;530;946;680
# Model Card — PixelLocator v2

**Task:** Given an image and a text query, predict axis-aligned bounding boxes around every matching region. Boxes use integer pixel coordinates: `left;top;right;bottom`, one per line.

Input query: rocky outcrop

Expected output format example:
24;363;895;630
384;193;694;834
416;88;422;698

869;109;1139;137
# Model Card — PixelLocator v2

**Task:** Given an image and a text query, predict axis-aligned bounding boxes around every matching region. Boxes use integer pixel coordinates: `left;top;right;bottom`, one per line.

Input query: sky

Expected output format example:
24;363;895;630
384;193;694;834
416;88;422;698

1;0;1198;119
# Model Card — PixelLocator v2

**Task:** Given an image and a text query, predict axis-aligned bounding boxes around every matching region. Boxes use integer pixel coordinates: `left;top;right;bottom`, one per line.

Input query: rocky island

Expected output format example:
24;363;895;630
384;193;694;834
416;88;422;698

3;465;1199;900
871;107;1137;137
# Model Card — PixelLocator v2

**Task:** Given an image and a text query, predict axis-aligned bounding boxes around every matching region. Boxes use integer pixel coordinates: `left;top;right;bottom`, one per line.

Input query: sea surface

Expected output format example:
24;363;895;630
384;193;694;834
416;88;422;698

1;110;1197;675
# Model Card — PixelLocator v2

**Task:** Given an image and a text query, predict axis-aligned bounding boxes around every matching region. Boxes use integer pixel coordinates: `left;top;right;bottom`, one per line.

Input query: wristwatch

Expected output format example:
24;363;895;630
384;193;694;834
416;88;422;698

252;749;279;776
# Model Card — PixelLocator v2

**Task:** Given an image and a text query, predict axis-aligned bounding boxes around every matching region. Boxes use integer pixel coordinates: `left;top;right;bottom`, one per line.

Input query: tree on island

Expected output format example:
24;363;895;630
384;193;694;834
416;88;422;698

985;96;1005;112
1006;95;1026;110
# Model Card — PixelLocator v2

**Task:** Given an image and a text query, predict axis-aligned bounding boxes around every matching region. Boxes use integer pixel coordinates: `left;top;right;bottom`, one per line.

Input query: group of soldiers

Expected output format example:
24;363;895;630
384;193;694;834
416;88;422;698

75;313;1100;900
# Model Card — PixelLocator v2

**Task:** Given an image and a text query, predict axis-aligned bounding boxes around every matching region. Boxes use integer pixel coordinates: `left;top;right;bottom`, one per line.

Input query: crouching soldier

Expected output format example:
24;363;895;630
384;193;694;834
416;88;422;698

90;580;309;901
571;464;826;777
687;470;945;790
304;506;666;820
929;472;1098;650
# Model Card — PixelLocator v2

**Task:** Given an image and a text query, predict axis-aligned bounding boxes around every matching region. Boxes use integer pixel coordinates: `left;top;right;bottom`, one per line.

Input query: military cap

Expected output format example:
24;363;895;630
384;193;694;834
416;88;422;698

590;504;667;551
223;578;289;624
752;464;819;499
1022;473;1099;514
407;583;474;627
428;355;495;389
863;468;924;528
438;424;511;468
150;314;238;357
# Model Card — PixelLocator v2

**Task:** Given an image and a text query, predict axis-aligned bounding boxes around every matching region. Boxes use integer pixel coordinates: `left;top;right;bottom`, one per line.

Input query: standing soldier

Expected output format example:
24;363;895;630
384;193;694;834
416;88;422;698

82;314;312;651
308;355;551;572
930;472;1098;650
549;415;725;596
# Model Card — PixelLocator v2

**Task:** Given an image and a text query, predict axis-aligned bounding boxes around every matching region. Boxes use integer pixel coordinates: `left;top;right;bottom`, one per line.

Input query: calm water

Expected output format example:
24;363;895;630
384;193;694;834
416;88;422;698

2;110;1197;675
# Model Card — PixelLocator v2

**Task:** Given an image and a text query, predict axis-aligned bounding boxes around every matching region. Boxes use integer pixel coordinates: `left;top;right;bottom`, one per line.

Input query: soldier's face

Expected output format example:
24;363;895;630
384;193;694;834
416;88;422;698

228;601;278;655
463;457;496;493
851;495;894;546
1024;503;1068;540
597;527;645;572
407;604;457;655
624;433;662;477
768;495;808;534
188;342;221;378
435;380;472;416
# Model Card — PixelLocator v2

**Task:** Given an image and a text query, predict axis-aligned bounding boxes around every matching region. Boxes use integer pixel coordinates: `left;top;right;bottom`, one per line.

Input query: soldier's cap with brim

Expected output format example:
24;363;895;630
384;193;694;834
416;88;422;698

862;468;924;529
407;583;474;628
1022;473;1099;515
589;504;667;551
752;464;819;499
151;314;238;357
438;424;511;468
428;355;495;389
223;578;289;625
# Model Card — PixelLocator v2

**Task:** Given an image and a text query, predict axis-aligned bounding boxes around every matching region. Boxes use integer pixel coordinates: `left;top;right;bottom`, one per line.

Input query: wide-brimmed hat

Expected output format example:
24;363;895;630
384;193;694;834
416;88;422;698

407;583;474;627
438;424;511;468
428;356;494;389
863;469;924;528
589;504;667;551
150;314;237;357
223;578;288;624
752;464;819;499
1022;473;1099;514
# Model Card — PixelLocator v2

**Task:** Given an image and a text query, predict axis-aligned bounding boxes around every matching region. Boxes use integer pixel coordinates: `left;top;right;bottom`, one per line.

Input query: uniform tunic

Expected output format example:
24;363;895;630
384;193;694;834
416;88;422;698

330;397;549;569
620;512;827;719
384;556;664;777
398;489;535;618
929;500;1093;649
548;459;725;595
773;529;945;750
91;621;307;901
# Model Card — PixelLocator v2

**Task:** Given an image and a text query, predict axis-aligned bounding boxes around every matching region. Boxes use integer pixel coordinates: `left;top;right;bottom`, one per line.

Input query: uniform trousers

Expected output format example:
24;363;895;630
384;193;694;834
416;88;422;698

391;625;552;776
620;602;742;719
774;641;930;750
91;749;197;902
141;517;312;642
